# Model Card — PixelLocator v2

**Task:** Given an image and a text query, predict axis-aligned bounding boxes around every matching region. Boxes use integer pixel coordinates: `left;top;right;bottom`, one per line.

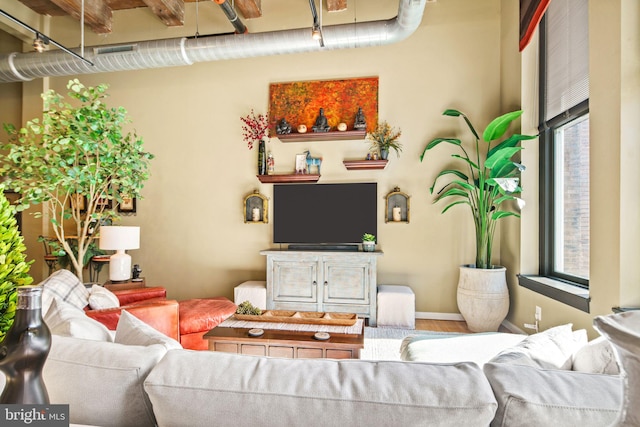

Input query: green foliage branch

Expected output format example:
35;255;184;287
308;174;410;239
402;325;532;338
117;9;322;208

420;109;536;269
0;187;33;342
1;79;153;281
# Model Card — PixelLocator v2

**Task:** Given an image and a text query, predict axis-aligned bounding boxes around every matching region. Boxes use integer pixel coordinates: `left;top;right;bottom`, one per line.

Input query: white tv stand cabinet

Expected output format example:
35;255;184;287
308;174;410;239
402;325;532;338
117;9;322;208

260;250;383;326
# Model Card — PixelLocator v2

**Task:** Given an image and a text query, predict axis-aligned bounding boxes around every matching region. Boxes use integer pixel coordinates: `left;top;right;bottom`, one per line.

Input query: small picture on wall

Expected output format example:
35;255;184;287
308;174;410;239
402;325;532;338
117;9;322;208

118;195;136;213
295;154;307;174
96;194;112;210
70;194;86;212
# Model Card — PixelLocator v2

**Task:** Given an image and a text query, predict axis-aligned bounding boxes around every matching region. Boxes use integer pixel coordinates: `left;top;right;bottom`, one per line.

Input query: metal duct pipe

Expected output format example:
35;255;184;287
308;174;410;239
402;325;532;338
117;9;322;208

214;0;247;34
0;0;426;84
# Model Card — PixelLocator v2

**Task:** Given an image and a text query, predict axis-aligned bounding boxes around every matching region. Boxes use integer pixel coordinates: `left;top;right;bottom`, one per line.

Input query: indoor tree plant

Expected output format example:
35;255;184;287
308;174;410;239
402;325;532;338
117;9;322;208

420;109;535;331
366;121;402;160
1;79;154;282
0;186;33;342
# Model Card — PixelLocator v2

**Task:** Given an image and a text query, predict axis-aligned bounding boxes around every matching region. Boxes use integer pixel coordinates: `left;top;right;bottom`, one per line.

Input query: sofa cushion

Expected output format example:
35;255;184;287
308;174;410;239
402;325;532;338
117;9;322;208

484;362;622;427
40;269;90;313
115;310;182;351
489;324;587;370
572;336;620;375
88;284;120;310
45;298;113;342
145;351;498;427
178;297;236;335
43;335;166;427
401;332;527;366
594;311;640;426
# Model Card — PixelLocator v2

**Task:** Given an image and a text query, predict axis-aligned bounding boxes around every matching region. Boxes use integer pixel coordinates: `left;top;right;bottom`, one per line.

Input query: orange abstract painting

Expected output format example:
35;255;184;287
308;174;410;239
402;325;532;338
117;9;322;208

269;77;378;133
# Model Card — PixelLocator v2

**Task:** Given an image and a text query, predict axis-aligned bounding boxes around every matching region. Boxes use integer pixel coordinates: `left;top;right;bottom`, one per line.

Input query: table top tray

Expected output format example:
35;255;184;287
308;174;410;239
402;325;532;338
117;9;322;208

234;310;358;326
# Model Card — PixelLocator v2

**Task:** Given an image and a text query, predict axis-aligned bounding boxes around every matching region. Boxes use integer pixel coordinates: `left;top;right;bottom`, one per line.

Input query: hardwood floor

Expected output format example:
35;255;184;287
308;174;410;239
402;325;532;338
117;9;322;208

415;319;473;333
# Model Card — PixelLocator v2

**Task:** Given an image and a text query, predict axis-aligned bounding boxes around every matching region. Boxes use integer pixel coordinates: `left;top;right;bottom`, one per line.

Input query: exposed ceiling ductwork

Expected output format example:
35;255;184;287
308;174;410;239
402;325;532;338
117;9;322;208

0;0;426;84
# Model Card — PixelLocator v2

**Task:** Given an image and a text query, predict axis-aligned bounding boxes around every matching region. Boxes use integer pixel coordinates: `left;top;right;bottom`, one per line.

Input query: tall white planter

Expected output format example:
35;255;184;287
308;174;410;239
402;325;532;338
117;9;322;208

457;265;509;332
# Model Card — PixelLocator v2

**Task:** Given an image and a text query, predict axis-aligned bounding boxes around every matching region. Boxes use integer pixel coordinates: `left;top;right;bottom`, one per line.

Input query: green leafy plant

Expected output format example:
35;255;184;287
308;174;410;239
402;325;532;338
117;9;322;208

235;301;262;316
39;237;106;270
420;109;536;269
362;233;376;242
366;121;402;158
0;186;33;342
1;79;154;281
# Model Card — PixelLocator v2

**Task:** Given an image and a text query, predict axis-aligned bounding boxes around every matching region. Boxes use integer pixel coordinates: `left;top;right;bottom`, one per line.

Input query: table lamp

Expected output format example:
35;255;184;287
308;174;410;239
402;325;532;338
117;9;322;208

99;226;140;282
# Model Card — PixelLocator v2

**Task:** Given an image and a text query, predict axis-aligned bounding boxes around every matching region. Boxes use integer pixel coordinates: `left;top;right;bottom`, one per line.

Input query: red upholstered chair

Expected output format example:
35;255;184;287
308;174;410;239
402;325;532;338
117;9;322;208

178;297;237;350
86;287;180;341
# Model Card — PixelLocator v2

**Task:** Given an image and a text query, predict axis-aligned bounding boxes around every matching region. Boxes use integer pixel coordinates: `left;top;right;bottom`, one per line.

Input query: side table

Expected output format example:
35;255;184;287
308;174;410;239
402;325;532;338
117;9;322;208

104;278;146;291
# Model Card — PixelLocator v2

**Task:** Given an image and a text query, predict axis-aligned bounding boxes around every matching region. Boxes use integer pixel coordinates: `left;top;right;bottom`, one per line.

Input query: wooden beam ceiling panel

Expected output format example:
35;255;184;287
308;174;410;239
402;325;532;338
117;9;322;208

235;0;262;19
326;0;347;12
49;0;113;33
141;0;185;26
19;0;68;16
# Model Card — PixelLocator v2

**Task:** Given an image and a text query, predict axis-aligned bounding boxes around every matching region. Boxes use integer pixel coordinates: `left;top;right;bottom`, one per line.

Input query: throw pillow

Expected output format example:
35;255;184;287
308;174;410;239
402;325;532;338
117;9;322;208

594;311;640;426
88;284;120;310
490;323;587;370
44;298;113;342
115;310;182;351
572;336;620;375
40;269;90;313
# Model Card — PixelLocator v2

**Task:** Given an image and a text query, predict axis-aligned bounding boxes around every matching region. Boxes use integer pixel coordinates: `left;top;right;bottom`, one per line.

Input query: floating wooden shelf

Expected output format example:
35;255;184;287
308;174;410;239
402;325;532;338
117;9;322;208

277;130;366;142
342;160;389;170
257;174;320;184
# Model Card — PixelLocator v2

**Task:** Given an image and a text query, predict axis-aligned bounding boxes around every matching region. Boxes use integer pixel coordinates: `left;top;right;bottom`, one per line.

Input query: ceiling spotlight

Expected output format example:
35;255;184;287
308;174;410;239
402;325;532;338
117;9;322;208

33;33;49;53
311;24;321;40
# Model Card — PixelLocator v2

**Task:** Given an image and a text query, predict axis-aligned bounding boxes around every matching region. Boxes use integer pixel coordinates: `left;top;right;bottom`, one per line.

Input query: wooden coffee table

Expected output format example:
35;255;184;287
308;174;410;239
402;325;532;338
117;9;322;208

203;324;364;359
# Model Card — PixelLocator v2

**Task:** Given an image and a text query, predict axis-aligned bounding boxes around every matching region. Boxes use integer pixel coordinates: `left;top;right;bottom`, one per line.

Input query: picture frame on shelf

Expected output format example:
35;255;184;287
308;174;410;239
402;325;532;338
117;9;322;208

295;154;307;174
118;194;136;214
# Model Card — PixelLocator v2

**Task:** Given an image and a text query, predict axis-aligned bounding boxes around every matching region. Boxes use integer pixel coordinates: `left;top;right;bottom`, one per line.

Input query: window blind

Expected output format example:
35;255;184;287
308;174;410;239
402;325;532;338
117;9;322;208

545;0;589;121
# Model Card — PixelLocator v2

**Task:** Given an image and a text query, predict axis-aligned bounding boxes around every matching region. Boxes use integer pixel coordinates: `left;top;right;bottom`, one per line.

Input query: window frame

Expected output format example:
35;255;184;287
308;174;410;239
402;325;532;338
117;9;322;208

518;13;591;313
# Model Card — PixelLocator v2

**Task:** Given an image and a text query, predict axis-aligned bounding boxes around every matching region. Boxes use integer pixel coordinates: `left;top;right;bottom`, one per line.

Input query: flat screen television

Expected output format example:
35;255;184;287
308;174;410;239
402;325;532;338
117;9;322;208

273;182;377;249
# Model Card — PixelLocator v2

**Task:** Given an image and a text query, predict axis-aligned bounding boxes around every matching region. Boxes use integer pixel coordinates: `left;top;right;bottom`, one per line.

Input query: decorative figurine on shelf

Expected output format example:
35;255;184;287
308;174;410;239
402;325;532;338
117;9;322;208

304;150;322;175
353;107;367;130
297;124;308;134
132;264;142;280
267;152;275;175
312;108;330;133
276;118;292;135
337;122;347;131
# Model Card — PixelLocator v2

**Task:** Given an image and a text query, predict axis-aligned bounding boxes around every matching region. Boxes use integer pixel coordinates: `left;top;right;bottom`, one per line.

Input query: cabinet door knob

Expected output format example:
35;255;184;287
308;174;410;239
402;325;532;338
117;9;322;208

313;281;317;286
324;281;328;286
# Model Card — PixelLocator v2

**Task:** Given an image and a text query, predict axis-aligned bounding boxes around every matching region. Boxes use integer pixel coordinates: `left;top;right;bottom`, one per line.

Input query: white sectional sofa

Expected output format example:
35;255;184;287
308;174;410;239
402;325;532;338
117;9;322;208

1;311;631;427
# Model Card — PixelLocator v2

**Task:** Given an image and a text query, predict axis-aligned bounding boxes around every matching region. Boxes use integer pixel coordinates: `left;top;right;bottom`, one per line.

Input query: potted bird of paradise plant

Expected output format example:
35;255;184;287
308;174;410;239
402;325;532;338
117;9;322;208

420;109;536;331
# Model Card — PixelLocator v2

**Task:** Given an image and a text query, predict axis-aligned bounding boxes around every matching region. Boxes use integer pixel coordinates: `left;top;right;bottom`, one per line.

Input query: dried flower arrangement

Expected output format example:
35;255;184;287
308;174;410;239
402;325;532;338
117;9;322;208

240;109;270;150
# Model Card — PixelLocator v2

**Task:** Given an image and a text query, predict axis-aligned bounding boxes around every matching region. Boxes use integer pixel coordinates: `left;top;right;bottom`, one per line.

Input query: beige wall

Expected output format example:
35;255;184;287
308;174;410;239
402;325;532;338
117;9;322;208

2;0;637;330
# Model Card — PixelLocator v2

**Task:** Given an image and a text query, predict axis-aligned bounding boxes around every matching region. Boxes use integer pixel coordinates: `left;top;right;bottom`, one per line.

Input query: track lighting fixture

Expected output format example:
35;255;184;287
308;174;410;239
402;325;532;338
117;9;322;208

33;32;49;53
308;0;324;47
0;9;93;66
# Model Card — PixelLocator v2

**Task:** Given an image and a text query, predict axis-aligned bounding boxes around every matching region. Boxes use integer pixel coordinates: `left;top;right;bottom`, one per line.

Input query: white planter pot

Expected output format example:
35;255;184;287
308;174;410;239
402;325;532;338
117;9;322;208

456;265;509;332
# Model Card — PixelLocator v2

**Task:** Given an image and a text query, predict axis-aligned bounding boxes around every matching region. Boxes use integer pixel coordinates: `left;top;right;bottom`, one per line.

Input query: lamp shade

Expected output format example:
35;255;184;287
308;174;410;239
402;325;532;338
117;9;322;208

99;226;140;250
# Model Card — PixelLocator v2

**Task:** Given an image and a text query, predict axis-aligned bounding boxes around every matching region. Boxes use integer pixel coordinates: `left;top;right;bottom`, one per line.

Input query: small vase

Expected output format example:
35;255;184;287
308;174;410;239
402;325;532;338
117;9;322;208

380;148;389;160
0;286;51;404
257;138;267;175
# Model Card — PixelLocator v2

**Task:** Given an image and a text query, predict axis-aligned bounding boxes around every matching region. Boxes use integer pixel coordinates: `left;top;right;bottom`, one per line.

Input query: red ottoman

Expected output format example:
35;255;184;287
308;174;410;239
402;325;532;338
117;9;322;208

178;297;237;350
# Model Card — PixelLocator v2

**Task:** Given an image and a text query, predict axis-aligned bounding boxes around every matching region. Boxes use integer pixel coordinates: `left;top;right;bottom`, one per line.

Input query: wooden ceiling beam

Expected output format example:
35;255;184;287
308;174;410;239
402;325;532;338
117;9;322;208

18;0;67;16
235;0;261;19
141;0;184;27
326;0;347;12
49;0;113;33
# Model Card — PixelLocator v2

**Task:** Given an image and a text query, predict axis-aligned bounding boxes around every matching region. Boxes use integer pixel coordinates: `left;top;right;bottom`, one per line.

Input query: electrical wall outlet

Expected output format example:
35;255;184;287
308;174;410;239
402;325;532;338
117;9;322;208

535;306;542;321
